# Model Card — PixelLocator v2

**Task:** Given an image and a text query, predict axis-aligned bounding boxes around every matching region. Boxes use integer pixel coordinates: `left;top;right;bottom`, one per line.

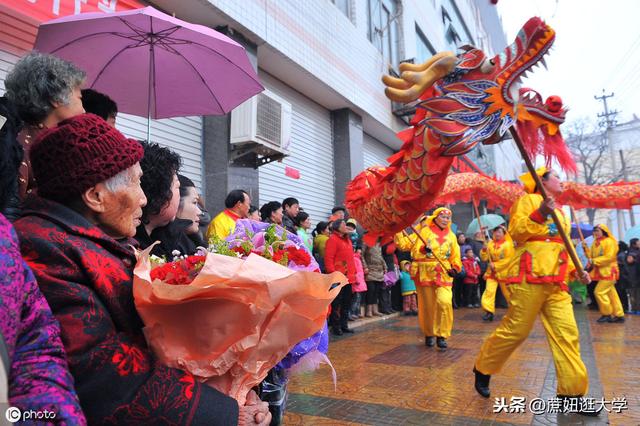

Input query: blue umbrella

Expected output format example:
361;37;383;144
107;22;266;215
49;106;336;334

466;214;505;236
624;224;640;243
571;223;593;239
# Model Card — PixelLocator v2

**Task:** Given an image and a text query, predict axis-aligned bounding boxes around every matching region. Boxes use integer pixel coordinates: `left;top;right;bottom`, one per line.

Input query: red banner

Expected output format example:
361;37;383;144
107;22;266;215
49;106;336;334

9;0;145;23
1;0;145;55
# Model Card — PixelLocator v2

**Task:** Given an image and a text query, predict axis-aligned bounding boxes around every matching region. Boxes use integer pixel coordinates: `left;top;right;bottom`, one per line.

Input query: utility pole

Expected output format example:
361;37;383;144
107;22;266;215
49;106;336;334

594;89;624;237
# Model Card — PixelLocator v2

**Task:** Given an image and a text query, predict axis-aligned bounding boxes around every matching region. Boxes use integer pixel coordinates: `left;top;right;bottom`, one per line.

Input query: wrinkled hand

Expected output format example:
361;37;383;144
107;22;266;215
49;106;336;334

538;197;556;217
447;269;457;278
578;270;591;285
239;391;271;426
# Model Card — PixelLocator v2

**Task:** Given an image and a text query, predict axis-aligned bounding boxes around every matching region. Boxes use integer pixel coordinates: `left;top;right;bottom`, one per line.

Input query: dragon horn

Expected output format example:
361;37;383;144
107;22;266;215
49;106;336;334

381;75;412;89
384;55;457;103
398;52;455;72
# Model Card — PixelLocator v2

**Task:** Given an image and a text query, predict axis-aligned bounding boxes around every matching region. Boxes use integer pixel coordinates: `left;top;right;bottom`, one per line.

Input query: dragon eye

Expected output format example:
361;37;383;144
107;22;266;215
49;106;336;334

490;59;495;65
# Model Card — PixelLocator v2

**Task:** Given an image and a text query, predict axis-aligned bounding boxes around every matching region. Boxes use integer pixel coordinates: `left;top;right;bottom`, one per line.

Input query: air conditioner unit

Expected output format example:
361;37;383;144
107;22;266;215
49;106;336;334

230;89;292;157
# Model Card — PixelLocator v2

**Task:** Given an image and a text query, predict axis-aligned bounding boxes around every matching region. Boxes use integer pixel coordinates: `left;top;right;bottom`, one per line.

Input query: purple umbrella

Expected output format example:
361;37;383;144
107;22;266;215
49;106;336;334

34;6;263;123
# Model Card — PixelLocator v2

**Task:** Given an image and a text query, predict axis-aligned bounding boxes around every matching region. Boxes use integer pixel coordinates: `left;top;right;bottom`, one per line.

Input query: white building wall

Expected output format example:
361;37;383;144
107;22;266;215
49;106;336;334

207;0;395;131
363;133;394;168
257;71;335;224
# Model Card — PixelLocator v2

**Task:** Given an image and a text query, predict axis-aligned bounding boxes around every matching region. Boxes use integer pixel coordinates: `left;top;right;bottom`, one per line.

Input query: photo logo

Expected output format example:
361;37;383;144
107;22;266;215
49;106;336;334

5;407;21;423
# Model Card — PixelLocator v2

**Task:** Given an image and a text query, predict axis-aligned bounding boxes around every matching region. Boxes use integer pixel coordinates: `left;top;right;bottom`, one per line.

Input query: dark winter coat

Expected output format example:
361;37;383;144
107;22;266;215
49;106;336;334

14;196;238;425
135;218;202;259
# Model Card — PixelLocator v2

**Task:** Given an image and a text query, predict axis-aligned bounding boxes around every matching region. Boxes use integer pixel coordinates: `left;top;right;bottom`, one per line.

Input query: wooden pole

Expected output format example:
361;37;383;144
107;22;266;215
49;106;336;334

472;196;496;269
508;128;585;275
569;206;590;262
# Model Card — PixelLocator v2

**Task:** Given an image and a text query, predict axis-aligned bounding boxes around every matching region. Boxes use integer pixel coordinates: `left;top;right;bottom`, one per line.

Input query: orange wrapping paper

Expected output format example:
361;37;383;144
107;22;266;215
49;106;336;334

133;249;347;405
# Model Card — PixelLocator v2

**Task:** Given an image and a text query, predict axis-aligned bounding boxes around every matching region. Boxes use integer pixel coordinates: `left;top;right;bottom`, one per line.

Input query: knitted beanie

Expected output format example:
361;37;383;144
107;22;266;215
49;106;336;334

31;113;144;200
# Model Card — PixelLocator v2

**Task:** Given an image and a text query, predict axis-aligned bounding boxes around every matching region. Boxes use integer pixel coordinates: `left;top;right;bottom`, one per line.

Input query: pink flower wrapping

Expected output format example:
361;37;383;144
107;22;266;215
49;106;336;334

133;248;347;405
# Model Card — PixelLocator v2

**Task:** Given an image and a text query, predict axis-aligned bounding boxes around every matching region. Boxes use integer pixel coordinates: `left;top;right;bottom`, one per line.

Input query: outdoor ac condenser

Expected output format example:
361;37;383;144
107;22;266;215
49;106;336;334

230;89;292;155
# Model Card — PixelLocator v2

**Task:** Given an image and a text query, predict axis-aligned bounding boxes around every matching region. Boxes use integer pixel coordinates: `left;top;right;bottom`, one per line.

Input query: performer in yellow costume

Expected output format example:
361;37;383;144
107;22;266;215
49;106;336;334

395;208;461;349
473;167;591;402
588;224;623;323
480;225;514;321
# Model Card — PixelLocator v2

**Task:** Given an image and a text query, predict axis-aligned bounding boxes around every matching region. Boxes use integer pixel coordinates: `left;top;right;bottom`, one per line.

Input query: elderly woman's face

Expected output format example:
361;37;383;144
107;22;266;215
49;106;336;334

53;86;85;124
99;164;146;238
434;211;451;228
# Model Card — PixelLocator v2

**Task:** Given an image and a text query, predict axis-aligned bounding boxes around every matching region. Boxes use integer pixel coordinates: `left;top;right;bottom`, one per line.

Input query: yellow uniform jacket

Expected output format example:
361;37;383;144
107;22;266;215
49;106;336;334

505;193;575;290
589;234;619;281
402;223;461;287
480;237;515;282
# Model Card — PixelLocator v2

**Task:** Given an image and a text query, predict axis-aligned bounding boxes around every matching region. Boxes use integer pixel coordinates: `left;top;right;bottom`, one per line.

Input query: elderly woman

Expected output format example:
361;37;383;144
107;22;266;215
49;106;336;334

0;96;85;423
14;114;269;425
4;52;86;200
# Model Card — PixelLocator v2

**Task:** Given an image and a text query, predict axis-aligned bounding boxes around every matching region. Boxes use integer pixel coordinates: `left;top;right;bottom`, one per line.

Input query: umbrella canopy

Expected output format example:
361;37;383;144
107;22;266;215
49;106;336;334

34;6;263;119
571;223;593;239
624;224;640;244
466;214;505;236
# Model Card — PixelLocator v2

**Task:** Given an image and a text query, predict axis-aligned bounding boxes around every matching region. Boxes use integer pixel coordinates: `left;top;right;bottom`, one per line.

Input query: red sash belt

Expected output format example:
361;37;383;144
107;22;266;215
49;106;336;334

527;236;563;243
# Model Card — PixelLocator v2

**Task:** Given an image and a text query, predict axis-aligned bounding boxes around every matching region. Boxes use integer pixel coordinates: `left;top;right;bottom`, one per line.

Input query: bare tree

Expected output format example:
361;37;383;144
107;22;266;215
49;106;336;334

565;118;626;225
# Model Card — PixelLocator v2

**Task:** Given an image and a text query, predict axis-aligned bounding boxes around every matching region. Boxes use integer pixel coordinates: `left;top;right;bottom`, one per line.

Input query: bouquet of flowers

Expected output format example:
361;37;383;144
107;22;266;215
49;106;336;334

133;219;346;405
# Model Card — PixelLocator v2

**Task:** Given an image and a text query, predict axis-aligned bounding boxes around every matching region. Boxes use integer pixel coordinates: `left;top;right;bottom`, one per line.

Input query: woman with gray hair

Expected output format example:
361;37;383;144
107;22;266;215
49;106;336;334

4;51;86;199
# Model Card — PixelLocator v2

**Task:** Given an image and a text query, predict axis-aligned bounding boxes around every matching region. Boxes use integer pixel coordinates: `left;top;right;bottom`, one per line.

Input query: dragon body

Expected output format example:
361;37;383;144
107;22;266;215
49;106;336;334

346;18;571;244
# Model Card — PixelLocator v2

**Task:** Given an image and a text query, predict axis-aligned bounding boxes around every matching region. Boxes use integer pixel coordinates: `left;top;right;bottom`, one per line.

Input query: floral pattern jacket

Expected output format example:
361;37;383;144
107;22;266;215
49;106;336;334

0;213;85;425
14;198;239;425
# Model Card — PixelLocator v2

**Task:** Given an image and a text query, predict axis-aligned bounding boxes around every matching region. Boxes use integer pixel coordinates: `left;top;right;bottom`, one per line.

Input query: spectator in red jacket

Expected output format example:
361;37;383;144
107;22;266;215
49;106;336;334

462;248;481;308
324;219;356;335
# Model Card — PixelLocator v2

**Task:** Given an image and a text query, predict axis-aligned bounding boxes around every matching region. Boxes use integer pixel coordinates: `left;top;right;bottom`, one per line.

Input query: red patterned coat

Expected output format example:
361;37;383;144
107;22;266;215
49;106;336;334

14;197;239;425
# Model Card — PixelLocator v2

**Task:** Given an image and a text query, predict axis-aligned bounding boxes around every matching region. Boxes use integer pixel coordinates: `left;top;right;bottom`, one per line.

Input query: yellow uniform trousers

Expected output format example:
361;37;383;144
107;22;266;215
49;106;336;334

416;286;453;338
475;280;588;396
480;278;511;314
594;280;624;317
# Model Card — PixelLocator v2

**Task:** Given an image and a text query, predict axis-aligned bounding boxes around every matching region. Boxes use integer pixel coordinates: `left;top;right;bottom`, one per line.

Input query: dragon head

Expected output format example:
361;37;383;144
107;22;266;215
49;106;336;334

383;17;573;170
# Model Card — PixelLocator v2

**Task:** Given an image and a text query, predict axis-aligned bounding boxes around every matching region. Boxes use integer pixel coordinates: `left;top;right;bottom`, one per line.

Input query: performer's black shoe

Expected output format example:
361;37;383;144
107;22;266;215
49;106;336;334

473;367;491;398
482;312;494;321
341;327;354;333
436;337;447;349
596;315;612;323
609;316;625;323
425;336;435;347
556;395;603;417
331;327;343;336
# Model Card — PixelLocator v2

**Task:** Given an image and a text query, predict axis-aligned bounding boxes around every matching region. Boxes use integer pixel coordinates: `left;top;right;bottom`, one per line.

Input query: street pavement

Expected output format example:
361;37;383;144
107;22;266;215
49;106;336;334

283;306;638;425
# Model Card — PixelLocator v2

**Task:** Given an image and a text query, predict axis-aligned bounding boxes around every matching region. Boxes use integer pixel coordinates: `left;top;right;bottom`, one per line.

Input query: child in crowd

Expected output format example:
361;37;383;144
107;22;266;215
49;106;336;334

462;248;481;308
399;260;418;315
351;248;368;319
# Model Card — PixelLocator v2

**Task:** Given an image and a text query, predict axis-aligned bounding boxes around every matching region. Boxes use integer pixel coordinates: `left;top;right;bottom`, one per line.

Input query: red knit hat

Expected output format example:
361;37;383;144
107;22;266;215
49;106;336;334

31;113;144;200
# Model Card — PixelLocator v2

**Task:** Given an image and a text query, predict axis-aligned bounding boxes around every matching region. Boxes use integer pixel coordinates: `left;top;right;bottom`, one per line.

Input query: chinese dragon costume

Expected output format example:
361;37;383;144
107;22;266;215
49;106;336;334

345;17;640;243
